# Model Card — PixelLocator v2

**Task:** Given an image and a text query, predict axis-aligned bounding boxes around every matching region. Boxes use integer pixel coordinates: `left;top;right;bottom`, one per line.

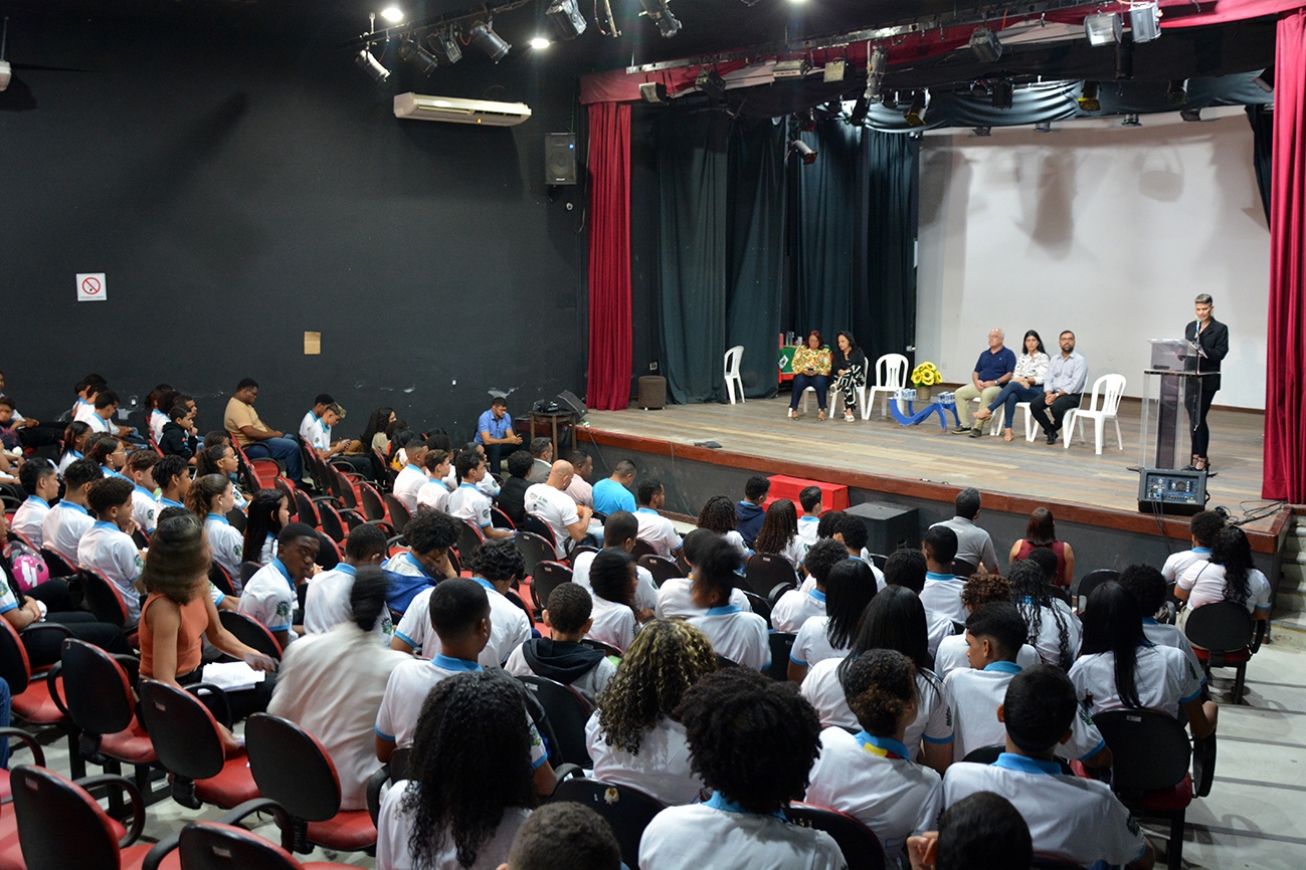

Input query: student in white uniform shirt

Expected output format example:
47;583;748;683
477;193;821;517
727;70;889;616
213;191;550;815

941;666;1155;869
1176;525;1273;621
77;477;146;623
83;391;121;436
269;567;408;812
772;538;845;632
882;549;956;657
303;524;392;645
125;451;161;535
583;549;640;652
42;458;103;566
1008;560;1080;670
933;573;1040;679
789;558;879;682
906;792;1034;870
800;587;953;774
524;459;594;554
238;523;320;650
392;538;531;667
56;421;91;475
240;489;288;572
498;803;622;870
633;479;682;558
943;603;1109;768
152;454;191;514
415;448;452;514
796;486;824;548
505;583;617;706
381;510;459;616
1071;581;1217;738
448;449;514;540
1161;509;1224;583
391;437;430;514
12;461;59;549
585;618;716;805
654;529;751;620
441;441;502;497
918;526;967;625
574;512;659;618
1117;564;1205;680
190;474;245;580
805;650;944;867
686;537;769;670
751;499;808;568
376;671;547;870
639;669;847;870
696;495;751;562
88;433;129;480
298;395;348;460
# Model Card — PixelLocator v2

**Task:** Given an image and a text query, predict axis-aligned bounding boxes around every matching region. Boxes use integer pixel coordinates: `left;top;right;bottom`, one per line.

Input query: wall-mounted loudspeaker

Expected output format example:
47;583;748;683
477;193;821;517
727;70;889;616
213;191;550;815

545;133;577;185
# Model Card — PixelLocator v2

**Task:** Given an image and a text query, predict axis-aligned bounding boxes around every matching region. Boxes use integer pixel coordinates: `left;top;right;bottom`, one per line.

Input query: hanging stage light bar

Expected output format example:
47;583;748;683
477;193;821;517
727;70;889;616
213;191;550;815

469;20;512;62
1130;3;1161;42
425;26;463;66
638;0;681;38
356;48;390;83
968;27;1003;63
1084;12;1122;46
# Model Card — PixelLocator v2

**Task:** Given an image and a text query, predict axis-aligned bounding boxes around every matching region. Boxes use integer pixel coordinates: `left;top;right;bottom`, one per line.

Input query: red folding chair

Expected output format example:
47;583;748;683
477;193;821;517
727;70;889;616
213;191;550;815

0;618;80;778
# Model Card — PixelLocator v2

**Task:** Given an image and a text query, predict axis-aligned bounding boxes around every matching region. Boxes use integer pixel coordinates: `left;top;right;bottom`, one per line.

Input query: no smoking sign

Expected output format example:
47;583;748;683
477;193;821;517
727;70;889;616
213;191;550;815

76;273;107;303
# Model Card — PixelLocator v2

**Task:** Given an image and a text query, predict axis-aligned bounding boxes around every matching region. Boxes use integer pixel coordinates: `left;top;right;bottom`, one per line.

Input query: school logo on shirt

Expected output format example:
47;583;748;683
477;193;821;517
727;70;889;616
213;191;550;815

1126;814;1141;837
275;602;291;619
147;509;155;522
234;544;243;558
134;554;144;571
381;616;394;637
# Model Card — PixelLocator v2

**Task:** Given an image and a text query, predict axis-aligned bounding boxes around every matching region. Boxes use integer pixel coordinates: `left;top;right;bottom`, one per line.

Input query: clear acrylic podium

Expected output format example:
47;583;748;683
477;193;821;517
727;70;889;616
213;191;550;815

1140;339;1219;470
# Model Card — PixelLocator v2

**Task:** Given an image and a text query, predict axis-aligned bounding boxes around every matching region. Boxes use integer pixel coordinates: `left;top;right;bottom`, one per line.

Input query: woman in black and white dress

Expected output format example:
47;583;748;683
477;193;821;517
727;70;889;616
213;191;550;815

832;332;868;422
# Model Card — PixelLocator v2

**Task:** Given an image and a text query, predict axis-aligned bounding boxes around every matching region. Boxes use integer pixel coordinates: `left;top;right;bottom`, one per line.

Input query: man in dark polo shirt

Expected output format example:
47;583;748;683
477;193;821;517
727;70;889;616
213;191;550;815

953;329;1016;435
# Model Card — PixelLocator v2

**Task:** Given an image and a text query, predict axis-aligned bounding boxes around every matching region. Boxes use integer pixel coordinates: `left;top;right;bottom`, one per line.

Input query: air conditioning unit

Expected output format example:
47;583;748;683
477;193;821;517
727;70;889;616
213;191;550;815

393;93;532;126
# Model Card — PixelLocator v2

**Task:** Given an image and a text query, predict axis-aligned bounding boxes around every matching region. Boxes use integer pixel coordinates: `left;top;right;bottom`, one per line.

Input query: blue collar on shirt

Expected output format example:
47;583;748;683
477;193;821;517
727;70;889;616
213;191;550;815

635;507;659;515
403;552;433;579
471;576;496;593
335;563;357;577
458;483;479;490
854;732;910;760
432;654;482;673
270;558;295;592
705;791;787;821
102;467;128;480
59;501;89;515
992;752;1062;776
24;496;48;507
404;464;422;474
92;520;119;532
706;604;741;616
134;485;155;499
206;513;230;526
159;497;183;508
798;515;818;523
983;661;1023;674
76;398;91;407
68;450;84;460
1191;547;1212;555
925;571;955;583
1142;617;1159;625
808;589;827;603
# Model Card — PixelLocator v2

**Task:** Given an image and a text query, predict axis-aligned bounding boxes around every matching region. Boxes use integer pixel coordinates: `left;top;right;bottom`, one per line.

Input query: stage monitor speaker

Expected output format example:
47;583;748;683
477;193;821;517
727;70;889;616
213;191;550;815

545;133;577;185
638;376;666;410
843;502;919;556
555;390;587;420
1138;468;1208;516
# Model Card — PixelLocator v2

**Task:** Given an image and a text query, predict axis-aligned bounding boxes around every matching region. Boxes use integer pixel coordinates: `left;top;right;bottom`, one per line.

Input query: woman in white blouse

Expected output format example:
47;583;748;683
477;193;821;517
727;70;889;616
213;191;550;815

973;330;1050;442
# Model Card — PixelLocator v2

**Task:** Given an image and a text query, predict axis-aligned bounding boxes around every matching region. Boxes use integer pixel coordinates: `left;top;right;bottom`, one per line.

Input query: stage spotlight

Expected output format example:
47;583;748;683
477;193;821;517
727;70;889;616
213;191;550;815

530;36;552;49
639;0;682;37
640;81;669;103
1167;78;1188;103
1130;2;1161;42
1252;68;1274;92
1078;81;1100;111
469;21;511;62
1084;12;1122;45
991;79;1013;109
356;48;390;83
799;108;817;131
399;39;439;75
1180;107;1202;122
969;27;1003;63
970;79;989;98
972;126;991;136
1122;113;1141;127
426;27;462;66
546;0;587;40
905;90;929;126
1034;121;1051;133
790;139;817;164
697;67;726;100
380;6;404;23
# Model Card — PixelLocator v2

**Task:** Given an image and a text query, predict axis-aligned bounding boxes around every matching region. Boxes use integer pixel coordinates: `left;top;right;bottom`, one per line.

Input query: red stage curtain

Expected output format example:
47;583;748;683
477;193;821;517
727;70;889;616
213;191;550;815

1264;8;1306;501
586;102;633;411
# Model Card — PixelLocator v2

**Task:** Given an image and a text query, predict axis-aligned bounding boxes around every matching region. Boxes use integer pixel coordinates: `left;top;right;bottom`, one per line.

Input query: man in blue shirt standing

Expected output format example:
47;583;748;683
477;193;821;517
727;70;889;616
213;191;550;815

474;397;522;476
954;329;1017;435
1029;330;1088;445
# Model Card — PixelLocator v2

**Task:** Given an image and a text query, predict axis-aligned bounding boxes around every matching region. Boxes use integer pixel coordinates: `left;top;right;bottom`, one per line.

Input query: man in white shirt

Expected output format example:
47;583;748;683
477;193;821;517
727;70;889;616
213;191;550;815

298;396;350;461
564;450;595;508
930;488;998;573
391;437;429;514
42;459;103;567
1161;510;1224;583
239;522;320;649
634;478;682;558
268;567;409;811
572;511;657;617
77;477;145;623
12;461;59;549
303;524;392;644
919;525;967;625
524;460;593;554
448;449;515;540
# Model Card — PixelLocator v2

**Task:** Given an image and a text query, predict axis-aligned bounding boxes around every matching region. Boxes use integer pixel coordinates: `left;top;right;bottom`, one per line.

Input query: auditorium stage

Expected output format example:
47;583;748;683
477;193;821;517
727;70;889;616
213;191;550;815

581;395;1289;555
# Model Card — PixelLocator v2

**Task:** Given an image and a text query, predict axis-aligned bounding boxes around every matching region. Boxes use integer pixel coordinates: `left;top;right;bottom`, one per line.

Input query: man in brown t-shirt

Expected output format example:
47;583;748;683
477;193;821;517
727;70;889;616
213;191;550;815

222;378;304;484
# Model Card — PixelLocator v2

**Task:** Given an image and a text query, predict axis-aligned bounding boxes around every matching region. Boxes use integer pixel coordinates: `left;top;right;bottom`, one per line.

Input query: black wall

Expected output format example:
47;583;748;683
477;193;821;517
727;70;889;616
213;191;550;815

0;11;590;442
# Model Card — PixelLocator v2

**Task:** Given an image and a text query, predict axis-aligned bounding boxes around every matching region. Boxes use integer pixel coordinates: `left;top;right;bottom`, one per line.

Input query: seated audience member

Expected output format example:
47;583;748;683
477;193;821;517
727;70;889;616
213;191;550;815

592;459;638;516
506;583;618;706
159;402;199;461
72;377;104;425
87;390;126;436
269;566;407;811
452;441;502;498
687;537;769;670
526;437;554;484
934;574;1039;679
501;802;622;870
584;549;640;651
1117;564;1204;678
12;461;58;549
833;514;886;583
1028;330;1088;445
654;528;751;620
496;450;535;527
197;444;248;508
153;454;191;511
0;382;64;450
772;537;845;633
474;396;522;476
1176;526;1271;622
906;791;1032;870
388;426;415;469
203;430;232;449
752;498;806;568
146;384;174;443
89;432;129;479
523;460;594;552
380;510;458;615
138;513;278;733
735;476;770;548
125;450;161;534
970;330;1049;441
1007;560;1080;670
806;650;945;862
238;522;320;649
242;489;289;568
415;448;452;513
929;488;998;574
789;558;879;682
223;378;303;484
565;450;595;507
394;538;531;667
952;329;1015;435
1162;510;1224;583
802;587;952;773
1071;581;1216;737
885;549;958;655
941;666;1153;869
360;406;396;475
78;477;146;622
638;669;845;870
377;671;546;870
391;436;429;514
943;603;1108;766
1007;507;1075;588
158;505;237;613
57;421;92;474
572;511;657;619
449;449;514;540
696;495;749;560
303;523;391;643
586;619;716;805
633;478;681;557
299;394;340;451
797;486;824;547
189;473;244;580
919;526;966;625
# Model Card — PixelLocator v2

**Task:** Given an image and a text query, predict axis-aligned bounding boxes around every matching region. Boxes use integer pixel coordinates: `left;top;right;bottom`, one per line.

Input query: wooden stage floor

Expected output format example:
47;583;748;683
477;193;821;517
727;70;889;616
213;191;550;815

586;395;1282;540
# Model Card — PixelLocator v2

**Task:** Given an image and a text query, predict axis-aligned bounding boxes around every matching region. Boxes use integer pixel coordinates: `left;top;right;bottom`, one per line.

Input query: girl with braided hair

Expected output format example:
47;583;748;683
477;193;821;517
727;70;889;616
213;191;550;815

584;618;717;805
1008;559;1080;671
695;495;749;560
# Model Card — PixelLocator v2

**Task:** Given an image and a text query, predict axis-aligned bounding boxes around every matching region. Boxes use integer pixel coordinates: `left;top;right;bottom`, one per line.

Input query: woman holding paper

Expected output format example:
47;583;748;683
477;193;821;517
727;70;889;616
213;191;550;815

139;512;278;743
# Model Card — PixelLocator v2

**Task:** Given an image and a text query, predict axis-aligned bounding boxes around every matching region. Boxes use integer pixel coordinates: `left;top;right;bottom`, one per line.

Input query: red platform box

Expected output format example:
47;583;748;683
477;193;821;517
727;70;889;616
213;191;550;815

765;475;850;517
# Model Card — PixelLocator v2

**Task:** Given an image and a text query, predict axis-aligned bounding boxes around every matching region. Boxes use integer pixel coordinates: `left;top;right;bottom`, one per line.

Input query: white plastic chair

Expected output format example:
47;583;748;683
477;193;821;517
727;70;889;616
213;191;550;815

864;354;909;420
986;401;1038;440
724;345;745;405
1063;374;1126;454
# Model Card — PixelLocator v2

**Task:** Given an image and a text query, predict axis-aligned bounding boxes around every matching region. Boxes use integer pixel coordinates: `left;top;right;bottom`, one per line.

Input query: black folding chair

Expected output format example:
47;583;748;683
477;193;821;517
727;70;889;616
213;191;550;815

455;519;485;564
1074;569;1119;611
767;632;796;682
788;802;888;870
218;610;283;659
745;553;800;599
517;675;594;767
742;590;772;628
551;777;666;870
1184;601;1264;704
531;561;573;612
637;554;681;587
516;531;559;581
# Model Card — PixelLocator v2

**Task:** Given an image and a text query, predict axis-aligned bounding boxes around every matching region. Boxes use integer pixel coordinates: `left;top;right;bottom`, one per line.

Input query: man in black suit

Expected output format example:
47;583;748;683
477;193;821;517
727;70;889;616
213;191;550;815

1184;293;1228;471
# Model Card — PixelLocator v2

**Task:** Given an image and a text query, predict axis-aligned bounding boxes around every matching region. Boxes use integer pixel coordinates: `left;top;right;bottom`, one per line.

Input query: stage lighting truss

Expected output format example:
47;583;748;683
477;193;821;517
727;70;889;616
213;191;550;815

639;0;682;38
426;26;463;66
546;0;587;40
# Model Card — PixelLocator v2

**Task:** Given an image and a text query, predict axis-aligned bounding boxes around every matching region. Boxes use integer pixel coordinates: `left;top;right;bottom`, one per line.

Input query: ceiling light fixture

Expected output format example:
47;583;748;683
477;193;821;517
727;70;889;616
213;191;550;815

469;21;512;62
380;6;404;23
969;27;1003;63
399;39;439;75
356;48;390;83
1130;3;1161;42
639;0;682;38
530;36;552;49
546;0;587;40
790;139;817;164
1078;81;1100;111
426;27;462;66
1084;12;1122;45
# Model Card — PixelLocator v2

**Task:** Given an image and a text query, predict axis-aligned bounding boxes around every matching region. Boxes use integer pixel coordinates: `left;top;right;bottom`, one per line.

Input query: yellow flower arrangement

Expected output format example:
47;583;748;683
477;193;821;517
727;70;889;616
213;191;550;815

911;362;941;387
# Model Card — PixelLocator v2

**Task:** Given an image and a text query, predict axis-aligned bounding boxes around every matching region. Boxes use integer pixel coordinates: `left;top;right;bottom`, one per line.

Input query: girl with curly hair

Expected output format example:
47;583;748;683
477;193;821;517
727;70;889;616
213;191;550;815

584;618;717;805
695;495;748;560
933;572;1039;678
1008;559;1080;671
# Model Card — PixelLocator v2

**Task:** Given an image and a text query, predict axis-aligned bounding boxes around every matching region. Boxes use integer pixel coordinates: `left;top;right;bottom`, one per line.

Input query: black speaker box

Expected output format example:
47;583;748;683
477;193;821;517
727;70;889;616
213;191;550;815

843;502;920;555
545;133;577;185
556;390;587;420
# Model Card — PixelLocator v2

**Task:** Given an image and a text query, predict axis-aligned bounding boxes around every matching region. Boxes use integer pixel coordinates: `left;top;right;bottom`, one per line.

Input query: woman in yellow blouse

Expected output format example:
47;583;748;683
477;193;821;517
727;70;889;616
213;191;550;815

788;330;834;420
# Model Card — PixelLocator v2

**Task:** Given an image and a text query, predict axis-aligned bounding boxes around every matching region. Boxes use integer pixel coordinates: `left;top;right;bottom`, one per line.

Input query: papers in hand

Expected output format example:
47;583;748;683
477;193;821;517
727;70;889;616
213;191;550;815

201;661;267;692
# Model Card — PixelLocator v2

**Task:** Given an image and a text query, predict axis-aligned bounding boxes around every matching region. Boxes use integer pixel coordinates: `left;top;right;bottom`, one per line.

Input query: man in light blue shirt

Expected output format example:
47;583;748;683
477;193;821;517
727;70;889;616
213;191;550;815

1030;330;1088;445
473;397;522;476
592;459;637;516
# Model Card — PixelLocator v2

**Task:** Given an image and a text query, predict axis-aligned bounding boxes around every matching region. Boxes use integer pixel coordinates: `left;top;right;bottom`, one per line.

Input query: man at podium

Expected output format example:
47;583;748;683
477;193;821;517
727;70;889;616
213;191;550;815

1184;294;1228;472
